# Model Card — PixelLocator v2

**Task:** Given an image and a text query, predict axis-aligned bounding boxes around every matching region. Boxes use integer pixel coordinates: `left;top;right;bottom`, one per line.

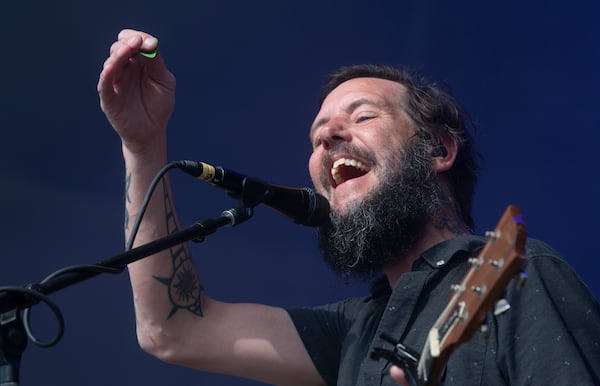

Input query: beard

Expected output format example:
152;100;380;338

317;140;444;279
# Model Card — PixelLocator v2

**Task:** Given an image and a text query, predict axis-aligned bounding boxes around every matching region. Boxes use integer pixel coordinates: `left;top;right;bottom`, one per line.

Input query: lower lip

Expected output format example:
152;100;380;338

334;173;369;189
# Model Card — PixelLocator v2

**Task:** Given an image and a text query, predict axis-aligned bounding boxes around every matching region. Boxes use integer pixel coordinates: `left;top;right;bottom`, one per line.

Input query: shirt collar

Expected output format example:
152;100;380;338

369;235;486;297
416;234;485;270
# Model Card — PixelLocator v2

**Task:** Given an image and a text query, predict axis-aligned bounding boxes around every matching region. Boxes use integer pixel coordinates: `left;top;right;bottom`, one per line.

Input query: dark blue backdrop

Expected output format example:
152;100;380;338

2;1;598;385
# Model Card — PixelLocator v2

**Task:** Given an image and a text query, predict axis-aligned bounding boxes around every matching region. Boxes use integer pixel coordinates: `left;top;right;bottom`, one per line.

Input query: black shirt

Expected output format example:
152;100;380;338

287;235;600;385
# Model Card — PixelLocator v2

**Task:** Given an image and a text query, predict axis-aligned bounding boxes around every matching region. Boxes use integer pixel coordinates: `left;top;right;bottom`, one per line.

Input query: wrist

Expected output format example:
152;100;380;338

121;136;168;175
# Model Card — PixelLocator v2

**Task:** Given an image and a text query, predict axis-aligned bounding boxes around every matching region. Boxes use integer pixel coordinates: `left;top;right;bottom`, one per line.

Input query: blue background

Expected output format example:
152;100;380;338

1;1;598;385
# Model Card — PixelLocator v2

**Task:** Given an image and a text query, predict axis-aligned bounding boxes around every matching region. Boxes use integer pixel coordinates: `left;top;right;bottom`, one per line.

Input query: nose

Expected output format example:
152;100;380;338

317;120;352;150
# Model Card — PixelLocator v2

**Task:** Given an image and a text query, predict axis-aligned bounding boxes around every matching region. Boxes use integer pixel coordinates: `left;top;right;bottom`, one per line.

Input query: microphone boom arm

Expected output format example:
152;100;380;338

0;207;253;314
0;206;253;385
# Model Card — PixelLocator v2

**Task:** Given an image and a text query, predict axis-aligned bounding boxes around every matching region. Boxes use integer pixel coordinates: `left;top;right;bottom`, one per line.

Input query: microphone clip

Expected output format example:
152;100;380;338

234;177;272;209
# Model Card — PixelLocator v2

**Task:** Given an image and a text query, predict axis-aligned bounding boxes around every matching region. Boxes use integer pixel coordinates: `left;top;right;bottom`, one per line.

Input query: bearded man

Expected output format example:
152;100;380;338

98;29;600;386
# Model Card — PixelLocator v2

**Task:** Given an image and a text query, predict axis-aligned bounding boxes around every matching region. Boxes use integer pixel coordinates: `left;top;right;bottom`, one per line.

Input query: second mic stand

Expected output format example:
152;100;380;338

0;205;254;386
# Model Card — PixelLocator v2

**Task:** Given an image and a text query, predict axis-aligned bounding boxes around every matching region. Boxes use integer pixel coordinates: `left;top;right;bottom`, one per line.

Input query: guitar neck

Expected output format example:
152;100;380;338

416;205;527;385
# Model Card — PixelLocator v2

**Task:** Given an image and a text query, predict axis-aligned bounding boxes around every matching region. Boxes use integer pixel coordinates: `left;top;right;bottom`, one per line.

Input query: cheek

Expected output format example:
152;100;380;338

308;152;324;190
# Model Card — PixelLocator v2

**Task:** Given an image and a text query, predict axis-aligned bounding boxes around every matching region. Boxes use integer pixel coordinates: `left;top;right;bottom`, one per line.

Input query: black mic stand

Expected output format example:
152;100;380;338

0;206;253;386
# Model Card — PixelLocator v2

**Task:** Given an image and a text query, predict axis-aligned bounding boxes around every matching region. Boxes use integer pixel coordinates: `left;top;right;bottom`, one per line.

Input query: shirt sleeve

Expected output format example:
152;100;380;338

287;298;366;386
494;239;600;385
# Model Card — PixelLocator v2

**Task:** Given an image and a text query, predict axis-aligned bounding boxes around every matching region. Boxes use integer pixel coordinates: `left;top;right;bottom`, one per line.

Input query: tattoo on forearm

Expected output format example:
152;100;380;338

125;173;132;203
153;179;204;318
124;172;132;231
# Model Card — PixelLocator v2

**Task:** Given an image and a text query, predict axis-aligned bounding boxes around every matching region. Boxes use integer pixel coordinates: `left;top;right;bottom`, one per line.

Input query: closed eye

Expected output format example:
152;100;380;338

356;115;375;123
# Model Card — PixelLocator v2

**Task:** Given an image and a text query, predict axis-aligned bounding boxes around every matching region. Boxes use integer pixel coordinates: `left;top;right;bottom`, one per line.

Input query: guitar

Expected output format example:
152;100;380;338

371;205;528;386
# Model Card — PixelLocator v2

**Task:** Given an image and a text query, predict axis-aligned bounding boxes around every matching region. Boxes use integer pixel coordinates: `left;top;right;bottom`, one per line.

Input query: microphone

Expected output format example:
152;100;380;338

175;160;330;227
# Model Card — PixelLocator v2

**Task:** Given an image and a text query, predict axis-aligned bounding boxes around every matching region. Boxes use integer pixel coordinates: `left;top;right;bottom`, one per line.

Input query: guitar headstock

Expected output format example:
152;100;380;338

417;205;527;385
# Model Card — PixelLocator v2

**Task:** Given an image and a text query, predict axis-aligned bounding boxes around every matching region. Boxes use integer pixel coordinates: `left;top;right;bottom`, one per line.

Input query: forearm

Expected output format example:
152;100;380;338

121;141;205;349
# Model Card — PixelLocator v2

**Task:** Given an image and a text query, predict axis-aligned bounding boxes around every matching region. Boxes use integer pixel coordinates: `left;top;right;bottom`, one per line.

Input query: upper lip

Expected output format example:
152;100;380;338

328;153;371;188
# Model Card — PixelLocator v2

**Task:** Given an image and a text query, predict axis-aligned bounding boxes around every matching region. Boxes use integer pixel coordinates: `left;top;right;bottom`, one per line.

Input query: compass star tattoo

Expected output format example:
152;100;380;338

152;179;204;318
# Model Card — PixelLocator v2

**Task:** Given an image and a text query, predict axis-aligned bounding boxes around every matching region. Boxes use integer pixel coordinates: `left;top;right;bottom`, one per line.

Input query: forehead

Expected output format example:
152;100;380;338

311;77;407;130
325;77;406;103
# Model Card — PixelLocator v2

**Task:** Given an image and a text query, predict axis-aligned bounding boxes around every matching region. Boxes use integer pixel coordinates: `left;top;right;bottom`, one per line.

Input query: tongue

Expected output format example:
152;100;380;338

337;164;368;185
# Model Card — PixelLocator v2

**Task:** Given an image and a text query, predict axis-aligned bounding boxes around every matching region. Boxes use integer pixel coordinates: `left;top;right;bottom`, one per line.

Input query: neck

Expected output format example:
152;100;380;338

384;202;470;288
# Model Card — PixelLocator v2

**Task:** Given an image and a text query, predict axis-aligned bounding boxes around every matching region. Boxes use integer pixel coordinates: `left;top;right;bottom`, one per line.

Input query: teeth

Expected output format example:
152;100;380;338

331;158;369;185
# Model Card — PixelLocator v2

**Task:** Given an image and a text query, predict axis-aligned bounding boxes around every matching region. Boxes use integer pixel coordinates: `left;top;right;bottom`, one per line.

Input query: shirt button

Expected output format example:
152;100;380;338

436;260;446;267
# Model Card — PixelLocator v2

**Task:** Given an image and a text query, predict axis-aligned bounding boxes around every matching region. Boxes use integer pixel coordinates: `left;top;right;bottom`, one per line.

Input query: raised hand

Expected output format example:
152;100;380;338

97;29;176;154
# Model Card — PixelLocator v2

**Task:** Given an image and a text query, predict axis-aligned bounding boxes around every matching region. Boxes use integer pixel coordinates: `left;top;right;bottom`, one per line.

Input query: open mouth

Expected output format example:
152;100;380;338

330;157;370;188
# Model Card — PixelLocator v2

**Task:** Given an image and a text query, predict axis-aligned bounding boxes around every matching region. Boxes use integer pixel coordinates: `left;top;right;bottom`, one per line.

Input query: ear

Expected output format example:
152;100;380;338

431;136;458;173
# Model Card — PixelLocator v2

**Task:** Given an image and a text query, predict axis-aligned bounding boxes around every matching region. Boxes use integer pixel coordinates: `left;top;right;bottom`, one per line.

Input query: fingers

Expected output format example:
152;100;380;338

117;29;157;48
97;30;158;99
389;365;409;386
113;29;159;56
108;30;156;63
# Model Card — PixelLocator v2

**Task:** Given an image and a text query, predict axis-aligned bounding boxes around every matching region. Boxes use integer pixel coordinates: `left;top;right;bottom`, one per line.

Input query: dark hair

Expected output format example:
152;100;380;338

319;64;480;230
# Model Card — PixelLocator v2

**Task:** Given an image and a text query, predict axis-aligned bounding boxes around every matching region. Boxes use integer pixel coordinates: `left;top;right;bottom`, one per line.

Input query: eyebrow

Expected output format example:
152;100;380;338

309;97;380;139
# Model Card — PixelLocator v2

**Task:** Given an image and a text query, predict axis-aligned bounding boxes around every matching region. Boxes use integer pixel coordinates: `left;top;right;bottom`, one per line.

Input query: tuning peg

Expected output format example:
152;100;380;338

516;271;528;290
485;230;501;240
489;258;504;270
493;298;511;316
